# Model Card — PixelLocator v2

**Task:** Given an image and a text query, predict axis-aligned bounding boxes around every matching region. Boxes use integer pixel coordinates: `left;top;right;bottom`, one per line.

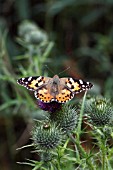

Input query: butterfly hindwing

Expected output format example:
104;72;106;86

17;76;47;91
35;87;54;103
65;78;93;94
56;88;74;103
35;87;74;103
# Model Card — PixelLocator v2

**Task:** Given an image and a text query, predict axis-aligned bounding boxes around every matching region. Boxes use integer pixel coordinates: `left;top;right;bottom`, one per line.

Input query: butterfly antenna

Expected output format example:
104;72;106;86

58;66;70;76
45;65;55;75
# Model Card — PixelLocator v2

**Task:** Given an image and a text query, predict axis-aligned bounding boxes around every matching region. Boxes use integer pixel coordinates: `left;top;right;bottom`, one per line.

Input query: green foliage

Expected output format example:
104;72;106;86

29;94;113;170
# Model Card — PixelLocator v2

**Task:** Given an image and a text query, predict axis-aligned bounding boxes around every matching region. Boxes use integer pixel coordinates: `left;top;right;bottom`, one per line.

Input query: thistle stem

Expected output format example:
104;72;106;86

100;139;108;170
77;91;87;140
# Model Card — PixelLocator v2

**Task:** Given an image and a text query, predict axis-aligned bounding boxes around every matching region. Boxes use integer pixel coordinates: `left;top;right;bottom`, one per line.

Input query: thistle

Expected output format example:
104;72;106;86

50;104;78;133
84;96;113;127
32;121;63;150
18;20;48;45
18;21;38;38
24;29;48;44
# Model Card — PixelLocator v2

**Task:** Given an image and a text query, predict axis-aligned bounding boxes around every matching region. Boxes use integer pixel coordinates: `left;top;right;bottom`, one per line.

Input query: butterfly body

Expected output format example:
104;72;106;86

17;75;93;103
46;75;60;96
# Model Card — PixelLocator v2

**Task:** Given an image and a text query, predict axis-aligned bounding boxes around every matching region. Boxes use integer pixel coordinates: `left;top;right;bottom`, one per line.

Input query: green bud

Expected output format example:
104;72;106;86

25;30;48;45
50;104;78;133
84;96;113;127
32;122;62;150
18;20;38;38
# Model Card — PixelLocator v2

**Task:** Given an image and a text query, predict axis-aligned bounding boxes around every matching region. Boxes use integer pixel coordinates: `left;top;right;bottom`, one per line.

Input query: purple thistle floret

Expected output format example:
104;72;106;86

37;100;62;113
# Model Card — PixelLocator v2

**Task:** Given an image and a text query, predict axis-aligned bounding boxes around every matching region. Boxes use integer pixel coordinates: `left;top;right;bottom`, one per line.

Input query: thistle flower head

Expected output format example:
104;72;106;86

25;30;48;44
50;104;78;133
84;96;113;127
32;121;63;150
18;21;38;38
18;21;48;45
37;100;62;113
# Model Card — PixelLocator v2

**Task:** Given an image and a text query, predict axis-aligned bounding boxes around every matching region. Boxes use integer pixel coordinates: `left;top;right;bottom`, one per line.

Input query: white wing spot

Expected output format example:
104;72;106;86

79;79;83;84
70;78;74;83
38;81;44;86
66;82;72;88
28;77;32;81
37;77;42;81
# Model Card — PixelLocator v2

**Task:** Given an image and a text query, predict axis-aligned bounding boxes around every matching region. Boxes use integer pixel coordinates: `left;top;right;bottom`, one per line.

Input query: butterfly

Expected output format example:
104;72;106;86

17;75;93;103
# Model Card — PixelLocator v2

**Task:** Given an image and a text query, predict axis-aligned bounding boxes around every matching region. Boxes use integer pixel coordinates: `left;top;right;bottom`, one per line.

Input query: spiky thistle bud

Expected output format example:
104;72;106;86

84;96;113;127
25;30;48;45
18;20;48;45
18;21;38;38
32;121;63;150
50;104;78;133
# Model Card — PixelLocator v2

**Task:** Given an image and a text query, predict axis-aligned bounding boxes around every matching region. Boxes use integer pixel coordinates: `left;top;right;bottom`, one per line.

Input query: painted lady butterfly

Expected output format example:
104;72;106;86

17;75;93;103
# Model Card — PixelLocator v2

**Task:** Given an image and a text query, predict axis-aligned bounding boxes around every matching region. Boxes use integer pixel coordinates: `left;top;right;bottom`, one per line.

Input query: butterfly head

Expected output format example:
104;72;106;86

52;75;60;83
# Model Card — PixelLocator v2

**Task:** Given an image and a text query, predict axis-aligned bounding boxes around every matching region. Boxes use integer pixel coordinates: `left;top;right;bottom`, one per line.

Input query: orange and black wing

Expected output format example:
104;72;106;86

63;77;93;94
55;88;74;103
34;87;54;103
17;76;49;91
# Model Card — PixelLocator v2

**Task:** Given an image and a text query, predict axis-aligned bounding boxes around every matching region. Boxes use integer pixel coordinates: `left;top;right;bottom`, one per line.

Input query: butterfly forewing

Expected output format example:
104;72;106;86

17;76;49;91
64;78;93;94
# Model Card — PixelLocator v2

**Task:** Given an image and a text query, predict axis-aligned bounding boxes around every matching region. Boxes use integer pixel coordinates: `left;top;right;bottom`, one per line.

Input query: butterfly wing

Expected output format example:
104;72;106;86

61;77;93;94
35;87;74;103
17;76;50;91
55;88;74;103
34;87;54;103
17;76;93;103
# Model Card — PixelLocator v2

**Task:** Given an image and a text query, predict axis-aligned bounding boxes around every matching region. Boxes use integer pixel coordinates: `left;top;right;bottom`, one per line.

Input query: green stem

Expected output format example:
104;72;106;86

57;150;62;170
101;139;107;170
56;161;61;170
77;91;87;141
41;41;54;62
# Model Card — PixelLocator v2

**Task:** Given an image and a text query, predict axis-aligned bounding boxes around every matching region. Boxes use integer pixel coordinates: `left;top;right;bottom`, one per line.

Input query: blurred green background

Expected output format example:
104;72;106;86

0;0;113;170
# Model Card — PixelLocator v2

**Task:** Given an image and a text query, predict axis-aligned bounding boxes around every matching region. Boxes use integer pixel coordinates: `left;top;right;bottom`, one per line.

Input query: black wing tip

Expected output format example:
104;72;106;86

17;79;20;84
87;82;94;90
89;82;94;89
17;78;22;84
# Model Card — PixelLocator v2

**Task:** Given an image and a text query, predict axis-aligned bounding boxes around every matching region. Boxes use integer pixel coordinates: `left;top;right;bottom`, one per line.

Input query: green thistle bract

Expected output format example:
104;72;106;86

32;122;62;150
85;96;113;127
50;104;78;133
40;151;52;162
